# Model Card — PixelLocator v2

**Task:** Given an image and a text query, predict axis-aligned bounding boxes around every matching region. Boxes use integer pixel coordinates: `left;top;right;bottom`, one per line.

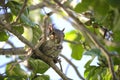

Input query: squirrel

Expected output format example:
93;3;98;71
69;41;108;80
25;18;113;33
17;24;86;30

32;24;65;62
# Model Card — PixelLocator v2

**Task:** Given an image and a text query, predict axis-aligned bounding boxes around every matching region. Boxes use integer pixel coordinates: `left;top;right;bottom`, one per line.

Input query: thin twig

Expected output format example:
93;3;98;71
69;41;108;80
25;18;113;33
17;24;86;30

58;58;63;72
60;54;85;80
0;21;34;48
64;59;71;75
34;48;68;80
53;0;118;80
64;39;82;44
14;0;28;23
64;39;89;50
0;21;68;80
6;40;15;48
29;3;45;10
7;48;32;73
42;12;53;40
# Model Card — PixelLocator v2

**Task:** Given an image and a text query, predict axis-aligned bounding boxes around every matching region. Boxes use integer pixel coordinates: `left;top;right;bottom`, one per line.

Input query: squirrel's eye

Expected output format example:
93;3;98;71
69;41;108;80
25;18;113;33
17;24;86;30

52;31;55;35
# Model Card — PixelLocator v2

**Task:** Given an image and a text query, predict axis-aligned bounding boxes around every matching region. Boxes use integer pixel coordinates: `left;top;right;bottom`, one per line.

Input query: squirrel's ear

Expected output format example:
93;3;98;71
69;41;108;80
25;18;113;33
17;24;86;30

62;28;65;32
48;24;54;31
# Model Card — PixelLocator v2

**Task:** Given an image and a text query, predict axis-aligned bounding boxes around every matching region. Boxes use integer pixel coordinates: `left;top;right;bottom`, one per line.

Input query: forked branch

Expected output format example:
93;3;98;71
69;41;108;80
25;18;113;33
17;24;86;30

53;0;118;80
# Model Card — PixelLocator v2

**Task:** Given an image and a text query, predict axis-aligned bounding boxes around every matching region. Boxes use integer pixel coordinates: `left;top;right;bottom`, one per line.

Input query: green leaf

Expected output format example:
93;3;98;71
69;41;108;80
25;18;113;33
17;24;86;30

84;58;94;68
6;1;32;26
74;0;93;13
84;66;97;79
24;7;29;16
6;1;21;15
32;25;42;45
70;44;84;60
107;46;120;55
20;14;36;27
65;30;84;60
22;26;33;42
6;62;28;79
74;3;88;13
74;0;110;24
93;0;109;16
12;26;24;34
33;75;50;80
0;30;9;41
112;56;120;65
5;13;13;22
28;58;49;74
113;30;120;42
92;67;106;80
6;1;29;16
84;64;108;80
84;48;101;57
107;0;120;8
65;30;78;41
101;68;107;79
104;69;112;80
4;77;26;80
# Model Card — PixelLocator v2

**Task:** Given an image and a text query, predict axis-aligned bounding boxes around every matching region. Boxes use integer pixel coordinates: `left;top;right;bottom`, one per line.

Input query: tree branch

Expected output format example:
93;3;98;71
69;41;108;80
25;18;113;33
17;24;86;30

60;54;85;80
14;0;28;23
29;3;45;10
53;0;118;80
33;48;68;80
6;40;15;48
64;39;82;44
0;21;69;80
0;48;26;55
0;21;34;48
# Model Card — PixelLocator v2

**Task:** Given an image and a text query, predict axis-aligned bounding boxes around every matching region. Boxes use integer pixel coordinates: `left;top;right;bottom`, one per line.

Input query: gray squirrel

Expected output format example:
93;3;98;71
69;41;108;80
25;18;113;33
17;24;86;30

32;24;64;62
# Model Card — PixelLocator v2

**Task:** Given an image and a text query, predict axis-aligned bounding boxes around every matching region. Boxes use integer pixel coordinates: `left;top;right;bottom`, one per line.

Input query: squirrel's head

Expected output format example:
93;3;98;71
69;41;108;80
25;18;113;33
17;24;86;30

48;24;65;43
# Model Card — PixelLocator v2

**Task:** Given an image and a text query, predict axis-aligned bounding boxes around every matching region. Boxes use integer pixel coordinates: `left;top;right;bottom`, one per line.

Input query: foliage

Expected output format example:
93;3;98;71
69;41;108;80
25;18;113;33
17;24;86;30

5;62;28;80
65;30;84;60
73;0;120;79
0;0;120;80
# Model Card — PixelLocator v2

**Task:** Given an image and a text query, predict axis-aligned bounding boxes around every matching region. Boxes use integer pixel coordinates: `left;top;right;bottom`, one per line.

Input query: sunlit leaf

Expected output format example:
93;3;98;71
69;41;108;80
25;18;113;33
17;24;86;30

22;26;33;42
84;66;96;79
65;30;78;41
104;69;112;80
65;30;84;60
70;44;84;60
